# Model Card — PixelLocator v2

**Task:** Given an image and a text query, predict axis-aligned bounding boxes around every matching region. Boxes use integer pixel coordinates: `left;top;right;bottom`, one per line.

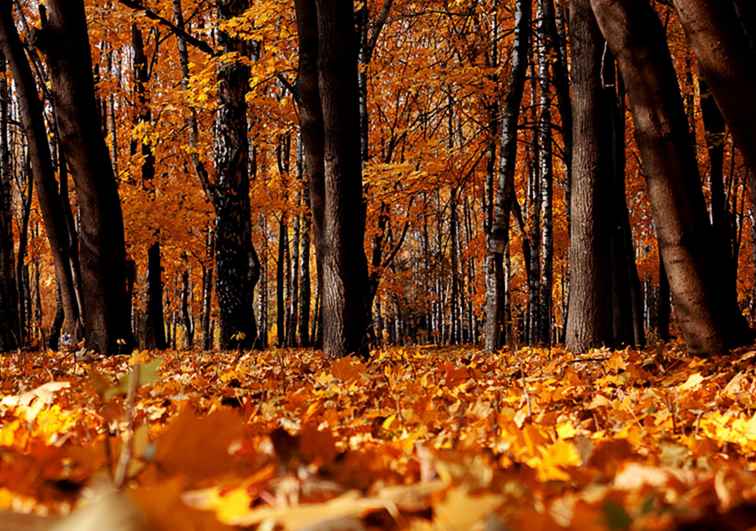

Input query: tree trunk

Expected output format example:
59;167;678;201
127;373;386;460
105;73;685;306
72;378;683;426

0;2;83;349
537;0;554;345
277;214;288;347
131;23;166;350
299;154;312;347
672;0;756;176
36;0;133;353
0;51;18;352
565;0;614;352
483;0;531;351
314;0;371;358
181;266;193;348
657;256;671;340
200;227;214;350
143;242;166;349
591;0;734;355
212;0;259;350
294;0;326;350
16;156;32;345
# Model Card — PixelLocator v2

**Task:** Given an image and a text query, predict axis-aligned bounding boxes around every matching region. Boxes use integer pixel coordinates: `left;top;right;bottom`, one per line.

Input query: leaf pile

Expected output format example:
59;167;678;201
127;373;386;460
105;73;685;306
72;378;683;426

0;344;755;530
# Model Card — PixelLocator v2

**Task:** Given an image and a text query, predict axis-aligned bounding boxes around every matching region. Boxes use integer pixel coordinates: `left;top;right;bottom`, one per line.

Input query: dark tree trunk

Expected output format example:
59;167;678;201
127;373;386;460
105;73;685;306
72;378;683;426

607;76;644;348
201;227;214;350
0;2;83;349
673;0;756;176
36;0;133;353
294;0;326;349
277;214;288;347
16;157;32;345
733;0;756;50
483;0;531;351
181;267;193;348
212;0;259;350
143;242;166;349
544;0;572;227
591;0;739;355
299;152;312;347
131;22;166;350
314;0;371;358
657;254;671;340
0;51;18;352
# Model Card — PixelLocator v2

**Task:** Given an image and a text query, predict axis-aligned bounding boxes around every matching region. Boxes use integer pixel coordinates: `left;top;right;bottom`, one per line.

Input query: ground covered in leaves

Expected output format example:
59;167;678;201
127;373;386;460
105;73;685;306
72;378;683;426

0;344;755;530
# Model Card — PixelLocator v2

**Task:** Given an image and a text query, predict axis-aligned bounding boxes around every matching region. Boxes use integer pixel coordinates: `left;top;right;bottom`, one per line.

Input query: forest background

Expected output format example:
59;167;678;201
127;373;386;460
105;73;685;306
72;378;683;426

0;0;755;530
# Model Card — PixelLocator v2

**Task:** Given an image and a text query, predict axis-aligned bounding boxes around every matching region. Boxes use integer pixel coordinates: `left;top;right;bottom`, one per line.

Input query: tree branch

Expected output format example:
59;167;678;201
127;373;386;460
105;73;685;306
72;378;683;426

117;0;217;56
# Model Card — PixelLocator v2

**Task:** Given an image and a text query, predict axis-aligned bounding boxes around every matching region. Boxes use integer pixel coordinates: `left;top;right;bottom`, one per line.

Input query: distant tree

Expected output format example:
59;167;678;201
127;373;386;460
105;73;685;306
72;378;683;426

130;22;166;350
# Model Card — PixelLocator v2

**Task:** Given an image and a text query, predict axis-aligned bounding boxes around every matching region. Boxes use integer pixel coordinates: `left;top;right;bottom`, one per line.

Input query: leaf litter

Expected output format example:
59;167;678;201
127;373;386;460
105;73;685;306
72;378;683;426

0;343;754;530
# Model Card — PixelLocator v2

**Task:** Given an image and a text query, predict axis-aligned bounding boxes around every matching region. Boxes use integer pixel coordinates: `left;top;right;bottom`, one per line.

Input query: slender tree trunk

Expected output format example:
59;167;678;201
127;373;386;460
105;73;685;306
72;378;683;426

0;51;18;352
299;152;312;347
591;0;735;355
257;216;268;349
314;0;371;358
277;214;287;347
657;256;671;340
294;0;326;350
180;266;193;348
131;23;166;350
143;242;166;348
484;0;531;351
537;0;554;345
16;155;32;345
289;149;302;347
201;228;214;350
36;0;133;352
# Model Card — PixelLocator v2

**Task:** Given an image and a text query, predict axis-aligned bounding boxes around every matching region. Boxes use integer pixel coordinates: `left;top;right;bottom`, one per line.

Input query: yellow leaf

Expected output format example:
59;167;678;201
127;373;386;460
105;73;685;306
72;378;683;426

434;487;502;530
556;421;577;440
678;372;704;391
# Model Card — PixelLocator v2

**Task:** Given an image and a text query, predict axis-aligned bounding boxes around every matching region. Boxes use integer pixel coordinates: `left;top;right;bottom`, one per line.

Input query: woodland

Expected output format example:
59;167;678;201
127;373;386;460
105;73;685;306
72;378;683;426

0;0;755;529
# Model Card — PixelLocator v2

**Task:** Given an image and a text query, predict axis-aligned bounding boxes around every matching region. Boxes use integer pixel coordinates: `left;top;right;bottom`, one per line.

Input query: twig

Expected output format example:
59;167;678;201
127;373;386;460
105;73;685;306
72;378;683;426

114;364;140;488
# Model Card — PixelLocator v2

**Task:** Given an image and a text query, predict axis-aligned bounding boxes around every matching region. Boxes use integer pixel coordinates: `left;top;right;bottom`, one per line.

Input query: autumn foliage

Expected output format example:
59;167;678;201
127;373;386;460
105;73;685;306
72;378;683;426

1;344;755;529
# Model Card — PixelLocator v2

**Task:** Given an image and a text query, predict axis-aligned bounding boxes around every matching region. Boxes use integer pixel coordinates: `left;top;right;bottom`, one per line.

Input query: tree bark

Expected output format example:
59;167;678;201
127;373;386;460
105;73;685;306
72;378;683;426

483;0;531;351
537;0;554;345
314;0;371;358
37;0;133;353
672;0;756;176
0;51;18;352
565;0;613;352
298;143;312;346
0;2;83;350
201;227;214;350
212;0;259;350
180;266;193;348
294;0;326;349
590;0;733;355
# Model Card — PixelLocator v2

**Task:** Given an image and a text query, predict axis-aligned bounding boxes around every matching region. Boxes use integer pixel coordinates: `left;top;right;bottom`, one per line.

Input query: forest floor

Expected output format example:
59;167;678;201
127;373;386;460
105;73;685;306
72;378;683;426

0;343;755;530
